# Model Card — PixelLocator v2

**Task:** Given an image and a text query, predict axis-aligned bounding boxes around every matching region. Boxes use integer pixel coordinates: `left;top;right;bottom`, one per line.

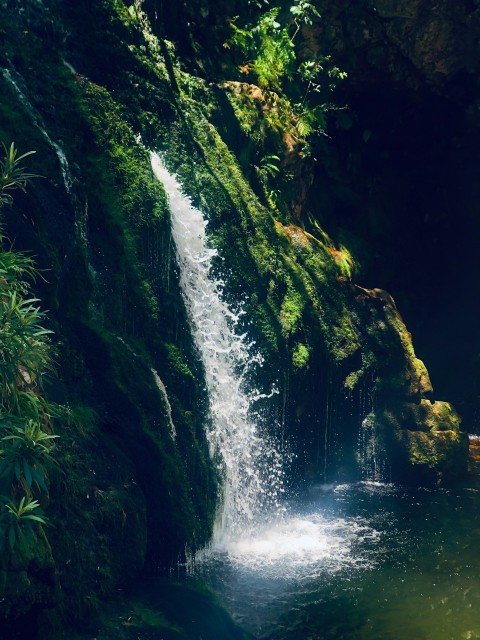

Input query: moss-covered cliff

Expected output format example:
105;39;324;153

1;1;218;633
0;0;471;635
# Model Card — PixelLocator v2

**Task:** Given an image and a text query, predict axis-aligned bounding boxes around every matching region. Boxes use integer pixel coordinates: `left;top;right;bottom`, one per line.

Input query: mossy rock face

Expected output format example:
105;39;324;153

386;399;462;433
44;578;253;640
0;0;217;633
95;579;253;640
353;287;466;482
368;401;468;483
0;529;56;623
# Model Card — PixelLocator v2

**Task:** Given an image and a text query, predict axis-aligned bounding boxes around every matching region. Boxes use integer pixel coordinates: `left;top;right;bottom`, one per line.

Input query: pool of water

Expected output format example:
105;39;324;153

196;477;480;640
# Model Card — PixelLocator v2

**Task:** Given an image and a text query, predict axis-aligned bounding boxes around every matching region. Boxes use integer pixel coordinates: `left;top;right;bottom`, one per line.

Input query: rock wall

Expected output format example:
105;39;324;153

1;1;217;633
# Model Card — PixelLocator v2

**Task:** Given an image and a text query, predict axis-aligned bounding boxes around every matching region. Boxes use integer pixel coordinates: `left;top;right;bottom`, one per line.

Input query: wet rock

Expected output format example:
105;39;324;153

369;400;468;481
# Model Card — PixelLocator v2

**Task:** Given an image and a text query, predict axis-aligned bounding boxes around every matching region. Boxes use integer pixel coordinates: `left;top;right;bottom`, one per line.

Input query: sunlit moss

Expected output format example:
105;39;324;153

292;342;310;369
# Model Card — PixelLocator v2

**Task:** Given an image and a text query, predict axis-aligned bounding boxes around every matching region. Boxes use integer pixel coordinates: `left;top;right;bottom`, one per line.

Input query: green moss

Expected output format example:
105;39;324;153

48;578;252;640
280;286;304;337
43;397;147;625
292;342;310;369
403;430;463;469
163;343;196;383
344;370;362;391
371;400;467;482
81;82;168;231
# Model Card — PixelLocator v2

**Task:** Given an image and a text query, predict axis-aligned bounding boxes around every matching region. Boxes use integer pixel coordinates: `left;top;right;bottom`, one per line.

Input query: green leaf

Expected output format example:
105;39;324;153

22;514;46;524
14;462;22;482
32;468;48;493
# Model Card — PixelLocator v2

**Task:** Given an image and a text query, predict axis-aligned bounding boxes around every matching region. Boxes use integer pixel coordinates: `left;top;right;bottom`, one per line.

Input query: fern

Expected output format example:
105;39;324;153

296;114;313;138
227;8;295;90
252;27;294;89
256;153;281;184
226;2;346;145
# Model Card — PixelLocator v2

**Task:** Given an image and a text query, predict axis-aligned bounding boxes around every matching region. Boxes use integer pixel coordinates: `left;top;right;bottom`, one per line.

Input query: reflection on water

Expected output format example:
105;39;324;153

197;478;480;640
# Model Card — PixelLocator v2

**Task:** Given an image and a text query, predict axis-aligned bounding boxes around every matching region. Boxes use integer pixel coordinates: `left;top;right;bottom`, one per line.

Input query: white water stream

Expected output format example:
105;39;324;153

150;153;285;539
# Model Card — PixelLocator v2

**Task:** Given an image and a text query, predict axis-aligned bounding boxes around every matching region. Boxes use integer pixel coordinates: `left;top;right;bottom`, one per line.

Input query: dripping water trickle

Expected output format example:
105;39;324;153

2;67;73;194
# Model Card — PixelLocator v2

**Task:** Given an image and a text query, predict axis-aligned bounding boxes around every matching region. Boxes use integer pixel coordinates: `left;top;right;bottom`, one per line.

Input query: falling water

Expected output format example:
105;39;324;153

2;67;73;193
150;153;284;537
151;368;176;440
358;413;390;482
116;335;176;440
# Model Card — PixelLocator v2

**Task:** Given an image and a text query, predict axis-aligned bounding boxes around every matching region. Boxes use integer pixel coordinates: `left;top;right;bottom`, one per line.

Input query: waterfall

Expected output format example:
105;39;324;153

150;153;285;537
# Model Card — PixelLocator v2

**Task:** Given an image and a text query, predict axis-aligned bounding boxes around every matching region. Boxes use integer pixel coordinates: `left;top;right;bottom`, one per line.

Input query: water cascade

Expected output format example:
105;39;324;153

150;153;284;538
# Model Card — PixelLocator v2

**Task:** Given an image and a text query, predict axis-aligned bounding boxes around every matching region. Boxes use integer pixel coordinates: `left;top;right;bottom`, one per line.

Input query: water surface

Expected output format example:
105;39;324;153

198;478;480;640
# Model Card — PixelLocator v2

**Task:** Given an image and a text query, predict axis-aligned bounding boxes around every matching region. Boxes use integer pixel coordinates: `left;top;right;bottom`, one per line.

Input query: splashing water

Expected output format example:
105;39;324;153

208;510;378;579
150;153;284;537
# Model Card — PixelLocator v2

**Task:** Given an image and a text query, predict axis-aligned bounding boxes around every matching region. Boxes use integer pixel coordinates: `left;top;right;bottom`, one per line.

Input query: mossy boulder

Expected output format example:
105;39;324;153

355;288;466;482
364;400;468;483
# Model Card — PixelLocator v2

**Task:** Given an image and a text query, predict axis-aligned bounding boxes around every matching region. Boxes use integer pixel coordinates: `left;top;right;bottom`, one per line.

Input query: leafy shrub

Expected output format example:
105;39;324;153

0;142;37;207
0;496;47;552
0;142;58;555
224;1;347;204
